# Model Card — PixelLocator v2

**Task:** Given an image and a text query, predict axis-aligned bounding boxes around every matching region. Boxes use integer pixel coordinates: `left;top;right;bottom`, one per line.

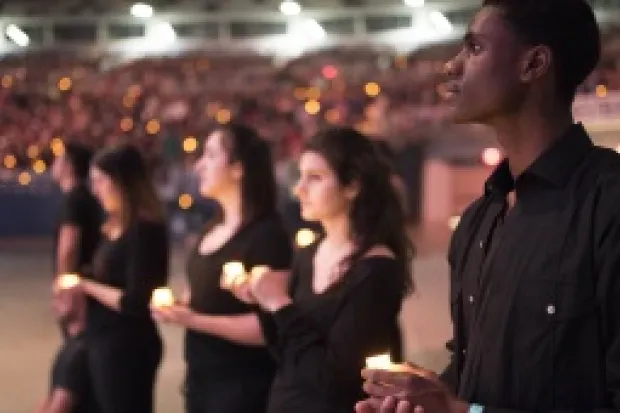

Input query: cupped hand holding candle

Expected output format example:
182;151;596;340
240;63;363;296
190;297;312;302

56;273;81;290
151;287;175;308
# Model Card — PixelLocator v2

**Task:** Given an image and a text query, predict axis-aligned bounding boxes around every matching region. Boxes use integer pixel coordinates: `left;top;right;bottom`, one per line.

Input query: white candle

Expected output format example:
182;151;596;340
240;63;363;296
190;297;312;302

221;261;247;288
296;228;316;248
151;287;175;307
365;353;392;370
57;273;80;289
250;265;270;279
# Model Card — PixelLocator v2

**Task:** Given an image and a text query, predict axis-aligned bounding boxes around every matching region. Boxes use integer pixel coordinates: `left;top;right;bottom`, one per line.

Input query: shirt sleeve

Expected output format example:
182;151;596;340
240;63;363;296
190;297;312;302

59;190;86;227
269;259;403;402
119;221;170;317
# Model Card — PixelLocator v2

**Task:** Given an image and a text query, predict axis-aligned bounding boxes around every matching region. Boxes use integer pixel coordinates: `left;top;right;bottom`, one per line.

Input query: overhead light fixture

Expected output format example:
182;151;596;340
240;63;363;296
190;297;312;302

6;24;29;47
404;0;424;7
130;3;153;18
280;1;301;16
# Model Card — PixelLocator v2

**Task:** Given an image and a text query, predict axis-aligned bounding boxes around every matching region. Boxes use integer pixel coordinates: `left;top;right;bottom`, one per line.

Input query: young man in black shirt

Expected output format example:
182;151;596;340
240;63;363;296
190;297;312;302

51;142;103;336
358;1;620;413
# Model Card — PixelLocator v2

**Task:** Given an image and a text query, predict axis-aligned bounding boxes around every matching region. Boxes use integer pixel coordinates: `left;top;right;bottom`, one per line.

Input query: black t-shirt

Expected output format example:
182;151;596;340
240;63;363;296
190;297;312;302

185;212;293;372
50;334;98;413
53;184;103;276
86;220;169;337
261;243;405;413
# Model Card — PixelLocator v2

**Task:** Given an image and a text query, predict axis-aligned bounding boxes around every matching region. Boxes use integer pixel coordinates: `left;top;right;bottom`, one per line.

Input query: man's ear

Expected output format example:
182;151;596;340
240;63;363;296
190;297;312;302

520;45;552;83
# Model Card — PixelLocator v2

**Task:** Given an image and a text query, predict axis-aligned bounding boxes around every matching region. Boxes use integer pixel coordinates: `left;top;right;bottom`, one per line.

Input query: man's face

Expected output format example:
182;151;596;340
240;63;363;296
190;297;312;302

441;6;529;124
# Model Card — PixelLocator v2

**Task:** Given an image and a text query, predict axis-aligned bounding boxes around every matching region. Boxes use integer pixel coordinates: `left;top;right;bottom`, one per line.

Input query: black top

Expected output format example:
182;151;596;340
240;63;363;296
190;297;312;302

442;124;620;413
261;243;404;413
53;183;103;275
50;334;98;413
86;220;169;337
185;213;293;372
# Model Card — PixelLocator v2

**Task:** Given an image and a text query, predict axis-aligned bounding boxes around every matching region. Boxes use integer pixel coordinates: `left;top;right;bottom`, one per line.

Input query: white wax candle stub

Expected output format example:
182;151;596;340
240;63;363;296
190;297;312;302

251;265;270;279
296;228;316;248
366;353;392;370
57;273;80;289
151;287;175;307
222;261;246;288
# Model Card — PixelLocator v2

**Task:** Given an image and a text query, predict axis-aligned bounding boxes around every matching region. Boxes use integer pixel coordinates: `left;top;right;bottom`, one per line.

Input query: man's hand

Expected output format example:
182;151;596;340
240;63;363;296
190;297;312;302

357;365;469;413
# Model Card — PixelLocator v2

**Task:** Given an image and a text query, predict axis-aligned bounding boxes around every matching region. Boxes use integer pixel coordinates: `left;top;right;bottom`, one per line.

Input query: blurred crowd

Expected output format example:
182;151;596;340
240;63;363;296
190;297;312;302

0;27;619;185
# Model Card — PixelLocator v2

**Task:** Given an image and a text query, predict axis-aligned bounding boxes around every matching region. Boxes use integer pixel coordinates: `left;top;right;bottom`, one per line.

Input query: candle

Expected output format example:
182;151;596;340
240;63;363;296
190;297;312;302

151;287;175;307
250;265;270;279
365;353;392;370
296;228;316;248
57;273;80;289
221;261;247;288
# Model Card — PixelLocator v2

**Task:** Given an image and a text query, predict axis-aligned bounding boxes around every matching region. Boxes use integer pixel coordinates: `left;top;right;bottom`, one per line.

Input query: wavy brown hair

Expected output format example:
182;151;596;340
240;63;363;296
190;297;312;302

92;144;165;230
304;127;414;295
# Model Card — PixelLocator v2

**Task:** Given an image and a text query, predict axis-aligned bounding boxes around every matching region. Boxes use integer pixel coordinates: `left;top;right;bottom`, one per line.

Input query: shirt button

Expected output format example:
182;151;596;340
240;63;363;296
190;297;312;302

547;304;556;315
468;295;475;304
479;240;484;248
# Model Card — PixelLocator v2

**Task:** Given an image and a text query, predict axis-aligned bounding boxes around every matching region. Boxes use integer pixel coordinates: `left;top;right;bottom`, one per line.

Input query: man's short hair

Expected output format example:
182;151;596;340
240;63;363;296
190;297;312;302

483;0;601;103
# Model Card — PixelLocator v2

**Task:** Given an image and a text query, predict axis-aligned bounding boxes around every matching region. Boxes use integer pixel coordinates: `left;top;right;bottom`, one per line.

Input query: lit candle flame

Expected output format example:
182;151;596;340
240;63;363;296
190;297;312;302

221;261;247;288
57;273;80;289
296;228;316;248
366;353;392;370
151;287;175;307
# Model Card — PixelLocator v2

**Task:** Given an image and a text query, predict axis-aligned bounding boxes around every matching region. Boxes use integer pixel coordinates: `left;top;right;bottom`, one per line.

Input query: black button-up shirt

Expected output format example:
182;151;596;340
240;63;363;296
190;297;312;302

441;124;620;413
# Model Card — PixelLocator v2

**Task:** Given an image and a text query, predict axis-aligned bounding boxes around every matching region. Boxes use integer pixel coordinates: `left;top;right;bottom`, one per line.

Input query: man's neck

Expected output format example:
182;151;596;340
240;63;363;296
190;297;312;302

491;106;574;178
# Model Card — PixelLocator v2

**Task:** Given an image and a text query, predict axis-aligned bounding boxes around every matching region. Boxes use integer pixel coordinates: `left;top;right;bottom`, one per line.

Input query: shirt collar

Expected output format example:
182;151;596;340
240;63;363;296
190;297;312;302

484;123;593;195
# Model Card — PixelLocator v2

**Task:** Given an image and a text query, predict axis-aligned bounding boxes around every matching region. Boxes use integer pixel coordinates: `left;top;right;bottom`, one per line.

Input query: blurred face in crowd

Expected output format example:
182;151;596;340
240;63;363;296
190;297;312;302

441;6;528;124
90;166;121;214
294;150;358;223
194;130;242;200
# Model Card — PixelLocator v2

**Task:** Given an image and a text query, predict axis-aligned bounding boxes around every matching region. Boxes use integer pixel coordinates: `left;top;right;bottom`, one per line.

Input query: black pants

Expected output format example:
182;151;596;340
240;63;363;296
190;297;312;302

186;367;274;413
88;331;162;413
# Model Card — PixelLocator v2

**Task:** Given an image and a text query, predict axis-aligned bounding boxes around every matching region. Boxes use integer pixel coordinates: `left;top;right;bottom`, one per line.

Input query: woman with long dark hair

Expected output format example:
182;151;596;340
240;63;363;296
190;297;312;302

232;127;414;413
75;144;169;413
151;123;293;413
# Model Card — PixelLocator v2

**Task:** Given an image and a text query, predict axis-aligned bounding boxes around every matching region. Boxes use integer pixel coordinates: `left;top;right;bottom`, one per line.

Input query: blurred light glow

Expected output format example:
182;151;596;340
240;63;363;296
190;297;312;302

596;85;607;98
183;136;198;153
33;159;46;174
3;154;16;169
58;77;72;91
365;82;381;97
27;145;39;159
146;21;176;47
404;0;424;6
178;193;194;210
428;11;453;34
18;171;32;186
305;100;321;115
51;138;65;157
